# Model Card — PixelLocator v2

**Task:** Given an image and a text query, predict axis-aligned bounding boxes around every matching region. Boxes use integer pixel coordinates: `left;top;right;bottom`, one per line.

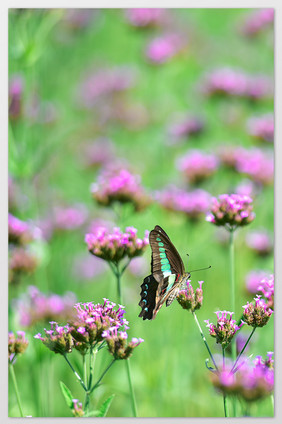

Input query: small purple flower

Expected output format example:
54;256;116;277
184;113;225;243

34;322;73;355
85;226;149;263
146;33;186;64
102;326;144;360
8;331;29;364
71;399;84;417
205;310;245;349
177;280;204;312
243;295;273;328
176;150;218;184
245;230;273;256
247;114;274;143
241;8;274;37
206;193;255;230
125;8;167;28
156;185;212;220
91;167;151;212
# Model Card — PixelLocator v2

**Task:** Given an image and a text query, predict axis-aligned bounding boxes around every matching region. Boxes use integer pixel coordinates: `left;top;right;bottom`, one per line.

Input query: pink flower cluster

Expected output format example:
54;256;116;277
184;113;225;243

34;322;74;355
258;274;274;310
168;115;205;142
125;8;167;28
176;150;218;184
243;295;273;328
53;205;88;231
241;8;274;37
146;33;186;64
8;331;29;364
245;270;271;294
177;280;204;312
9;214;33;245
156;185;211;220
206;194;255;229
203;68;273;100
17;286;77;327
91;167;151;211
205;310;244;349
245;230;273;256
85;226;149;263
9;247;38;285
102;326;144;360
247;114;274;143
78;66;136;109
211;353;274;402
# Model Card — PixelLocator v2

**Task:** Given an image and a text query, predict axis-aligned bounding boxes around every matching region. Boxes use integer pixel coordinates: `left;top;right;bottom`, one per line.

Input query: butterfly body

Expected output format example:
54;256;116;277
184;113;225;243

139;225;191;320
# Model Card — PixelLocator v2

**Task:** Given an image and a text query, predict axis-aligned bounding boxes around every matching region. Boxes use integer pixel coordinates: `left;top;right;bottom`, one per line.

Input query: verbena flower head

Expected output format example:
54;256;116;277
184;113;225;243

146;33;185;64
125;8;167;28
258;274;274;310
205;311;244;349
211;354;274;402
85;226;149;263
241;8;274;37
8;214;33;245
202;68;272;100
9;247;38;285
177;280;204;312
242;295;273;327
34;322;73;355
16;286;77;327
176;150;218;184
206;193;255;230
71;399;84;417
245;270;270;294
102;326;144;360
156;186;211;220
168;115;205;142
245;230;273;256
235;148;274;186
247;114;274;143
69;299;128;353
91;167;151;212
8;331;28;364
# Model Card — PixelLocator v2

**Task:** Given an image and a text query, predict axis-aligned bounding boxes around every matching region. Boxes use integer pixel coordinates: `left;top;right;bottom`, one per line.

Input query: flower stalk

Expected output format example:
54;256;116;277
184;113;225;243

9;363;24;417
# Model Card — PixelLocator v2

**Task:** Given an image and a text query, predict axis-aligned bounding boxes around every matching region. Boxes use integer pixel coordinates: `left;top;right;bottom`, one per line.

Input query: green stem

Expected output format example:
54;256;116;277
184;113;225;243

90;359;116;395
222;348;228;418
84;345;97;413
83;355;87;389
192;311;218;371
231;327;256;374
229;228;237;417
63;354;87;391
9;364;24;417
125;358;138;417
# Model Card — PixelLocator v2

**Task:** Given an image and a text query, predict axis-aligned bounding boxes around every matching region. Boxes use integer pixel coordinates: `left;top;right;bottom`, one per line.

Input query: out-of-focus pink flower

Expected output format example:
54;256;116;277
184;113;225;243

247;114;274;143
9;247;38;285
125;8;167;28
146;33;186;64
235;179;257;198
245;270;271;294
176;150;218;184
9;74;24;121
72;254;107;281
156;185;212;220
245;230;273;256
81;137;115;169
63;8;98;29
202;68;273;100
241;8;274;37
168;115;205;143
258;274;274;310
128;256;148;277
9;214;33;246
53;205;88;231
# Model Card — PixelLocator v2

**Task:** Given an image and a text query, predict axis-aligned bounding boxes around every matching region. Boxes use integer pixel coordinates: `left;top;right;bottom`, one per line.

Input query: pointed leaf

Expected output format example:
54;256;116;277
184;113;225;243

84;410;101;417
97;394;115;417
59;381;74;409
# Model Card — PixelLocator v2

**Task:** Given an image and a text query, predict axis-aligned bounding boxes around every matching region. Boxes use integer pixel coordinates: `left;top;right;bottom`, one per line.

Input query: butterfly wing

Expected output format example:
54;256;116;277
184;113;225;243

139;226;185;320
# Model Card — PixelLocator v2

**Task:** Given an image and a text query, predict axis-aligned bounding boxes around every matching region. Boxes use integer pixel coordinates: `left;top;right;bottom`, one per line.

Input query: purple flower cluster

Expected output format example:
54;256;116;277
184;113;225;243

9;214;33;245
9;74;24;121
243;295;273;328
91;167;151;212
85;226;149;263
168;115;205;142
203;68;273;100
78;66;136;109
245;270;270;294
205;311;245;349
125;8;167;28
247;114;274;143
146;33;185;64
156;186;211;220
241;8;274;37
245;230;273;256
176;150;218;184
8;331;29;364
72;399;84;417
102;326;144;360
34;322;73;355
211;354;274;402
206;194;255;229
258;274;274;310
9;247;38;285
177;280;204;312
16;286;77;327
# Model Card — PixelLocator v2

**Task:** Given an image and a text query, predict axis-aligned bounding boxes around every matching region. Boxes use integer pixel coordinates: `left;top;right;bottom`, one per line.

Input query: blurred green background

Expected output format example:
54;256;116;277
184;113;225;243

8;8;274;417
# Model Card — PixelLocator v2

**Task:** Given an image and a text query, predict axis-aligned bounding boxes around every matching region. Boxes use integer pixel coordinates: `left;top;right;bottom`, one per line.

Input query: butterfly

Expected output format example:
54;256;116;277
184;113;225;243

139;225;191;320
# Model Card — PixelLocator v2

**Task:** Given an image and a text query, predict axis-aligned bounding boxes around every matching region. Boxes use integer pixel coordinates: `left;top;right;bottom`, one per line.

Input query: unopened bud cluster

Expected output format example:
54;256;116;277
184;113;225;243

102;326;144;360
8;331;29;364
205;311;244;349
242;295;273;327
34;322;73;355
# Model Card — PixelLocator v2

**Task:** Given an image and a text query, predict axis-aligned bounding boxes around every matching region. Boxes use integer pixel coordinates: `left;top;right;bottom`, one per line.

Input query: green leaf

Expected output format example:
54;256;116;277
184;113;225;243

59;381;74;410
97;394;115;417
84;410;101;417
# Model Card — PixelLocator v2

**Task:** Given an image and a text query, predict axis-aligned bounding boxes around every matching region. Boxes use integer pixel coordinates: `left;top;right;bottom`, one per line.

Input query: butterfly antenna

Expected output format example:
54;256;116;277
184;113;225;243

186;253;189;269
189;265;211;273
